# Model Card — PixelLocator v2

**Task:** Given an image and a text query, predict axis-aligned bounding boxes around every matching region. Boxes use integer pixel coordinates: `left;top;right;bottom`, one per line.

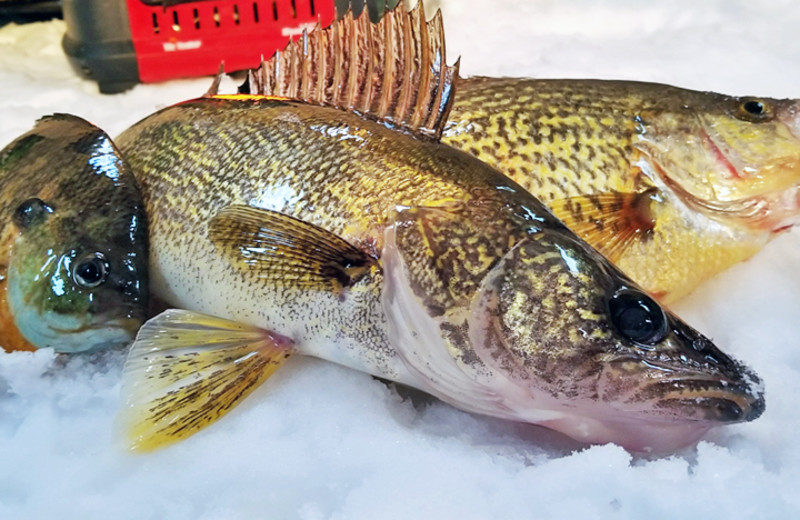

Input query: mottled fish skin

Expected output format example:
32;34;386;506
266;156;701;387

116;96;764;452
117;96;531;382
0;114;149;353
443;77;800;302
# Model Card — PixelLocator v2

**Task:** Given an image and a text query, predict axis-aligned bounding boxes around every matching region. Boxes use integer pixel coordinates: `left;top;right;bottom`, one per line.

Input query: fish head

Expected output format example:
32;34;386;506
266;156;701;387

470;227;764;452
0;114;149;353
636;89;800;233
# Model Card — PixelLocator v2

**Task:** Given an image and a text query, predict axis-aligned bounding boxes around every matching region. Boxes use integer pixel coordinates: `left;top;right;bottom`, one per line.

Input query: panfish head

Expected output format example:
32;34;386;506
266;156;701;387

0;114;149;353
469;226;764;453
635;87;800;233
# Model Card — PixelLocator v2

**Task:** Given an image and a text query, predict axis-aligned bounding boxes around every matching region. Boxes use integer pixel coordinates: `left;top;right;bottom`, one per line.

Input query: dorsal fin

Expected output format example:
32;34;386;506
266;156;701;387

236;2;460;140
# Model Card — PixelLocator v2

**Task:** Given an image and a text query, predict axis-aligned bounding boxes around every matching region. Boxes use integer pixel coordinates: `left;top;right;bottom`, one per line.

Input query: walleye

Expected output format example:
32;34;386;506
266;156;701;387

243;3;800;303
116;8;763;454
0;115;149;353
444;78;800;303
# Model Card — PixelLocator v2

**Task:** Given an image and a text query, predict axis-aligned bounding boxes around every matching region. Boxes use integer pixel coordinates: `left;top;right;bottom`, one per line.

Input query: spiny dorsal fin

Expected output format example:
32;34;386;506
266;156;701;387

241;2;459;140
204;62;226;97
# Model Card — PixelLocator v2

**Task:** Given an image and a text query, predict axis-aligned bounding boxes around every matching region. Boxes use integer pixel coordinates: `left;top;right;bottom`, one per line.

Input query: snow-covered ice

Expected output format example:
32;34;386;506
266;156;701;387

1;1;799;518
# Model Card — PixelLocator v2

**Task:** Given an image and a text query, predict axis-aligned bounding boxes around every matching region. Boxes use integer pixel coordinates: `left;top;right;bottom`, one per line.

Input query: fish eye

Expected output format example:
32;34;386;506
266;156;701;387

72;252;109;289
608;289;668;346
736;98;772;122
743;100;765;115
12;198;53;230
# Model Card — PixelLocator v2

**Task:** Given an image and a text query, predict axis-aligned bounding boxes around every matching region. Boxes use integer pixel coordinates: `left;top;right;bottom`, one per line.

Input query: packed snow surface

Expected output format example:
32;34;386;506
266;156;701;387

1;1;799;518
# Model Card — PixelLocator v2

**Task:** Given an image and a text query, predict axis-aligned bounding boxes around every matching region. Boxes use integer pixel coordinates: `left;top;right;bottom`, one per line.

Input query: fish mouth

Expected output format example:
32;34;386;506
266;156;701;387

649;376;765;423
51;315;142;335
600;354;765;425
47;314;144;353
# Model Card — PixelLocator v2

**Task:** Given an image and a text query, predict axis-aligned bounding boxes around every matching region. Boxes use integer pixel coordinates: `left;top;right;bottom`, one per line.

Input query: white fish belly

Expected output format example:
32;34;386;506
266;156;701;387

149;225;420;386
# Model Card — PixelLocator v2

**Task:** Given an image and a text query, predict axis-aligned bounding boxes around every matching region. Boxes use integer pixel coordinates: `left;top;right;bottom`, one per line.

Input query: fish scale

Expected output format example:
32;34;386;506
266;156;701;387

443;77;644;200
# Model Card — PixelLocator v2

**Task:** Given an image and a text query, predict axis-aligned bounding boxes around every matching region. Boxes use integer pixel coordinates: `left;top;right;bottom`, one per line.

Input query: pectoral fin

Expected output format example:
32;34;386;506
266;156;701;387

549;189;658;262
118;309;294;451
209;205;375;293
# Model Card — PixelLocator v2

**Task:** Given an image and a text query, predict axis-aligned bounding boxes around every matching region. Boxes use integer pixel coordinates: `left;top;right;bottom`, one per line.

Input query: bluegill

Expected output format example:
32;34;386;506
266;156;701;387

246;3;800;303
0;115;149;353
115;7;763;453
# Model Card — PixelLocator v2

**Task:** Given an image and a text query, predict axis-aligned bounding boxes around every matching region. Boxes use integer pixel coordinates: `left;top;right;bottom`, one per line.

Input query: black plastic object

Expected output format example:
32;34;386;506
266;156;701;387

61;0;139;94
0;0;61;25
335;0;400;23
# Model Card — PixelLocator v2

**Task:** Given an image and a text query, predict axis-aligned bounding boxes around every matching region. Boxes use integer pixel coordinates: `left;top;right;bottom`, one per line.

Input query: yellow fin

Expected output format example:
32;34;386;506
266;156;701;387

209;205;375;292
239;2;459;140
549;189;658;262
118;309;294;451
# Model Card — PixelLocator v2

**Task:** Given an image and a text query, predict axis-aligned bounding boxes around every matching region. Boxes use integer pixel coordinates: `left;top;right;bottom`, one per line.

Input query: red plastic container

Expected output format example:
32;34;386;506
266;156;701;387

62;0;336;92
128;0;336;83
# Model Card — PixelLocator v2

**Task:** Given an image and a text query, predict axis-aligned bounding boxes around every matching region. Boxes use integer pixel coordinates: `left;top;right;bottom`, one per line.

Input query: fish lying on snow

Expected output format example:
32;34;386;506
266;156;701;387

243;2;800;304
0;115;149;353
445;78;800;303
116;7;763;454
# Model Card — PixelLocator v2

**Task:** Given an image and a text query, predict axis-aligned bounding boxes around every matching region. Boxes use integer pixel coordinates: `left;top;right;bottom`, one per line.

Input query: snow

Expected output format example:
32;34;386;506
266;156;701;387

1;0;799;518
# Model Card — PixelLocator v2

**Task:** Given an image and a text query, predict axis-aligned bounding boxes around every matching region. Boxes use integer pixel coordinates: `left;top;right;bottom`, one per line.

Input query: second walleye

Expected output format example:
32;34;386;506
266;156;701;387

116;9;763;453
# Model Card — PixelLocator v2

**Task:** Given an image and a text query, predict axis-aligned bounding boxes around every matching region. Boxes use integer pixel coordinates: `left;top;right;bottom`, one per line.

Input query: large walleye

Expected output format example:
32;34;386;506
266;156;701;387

116;8;763;453
0;115;149;353
244;3;800;303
